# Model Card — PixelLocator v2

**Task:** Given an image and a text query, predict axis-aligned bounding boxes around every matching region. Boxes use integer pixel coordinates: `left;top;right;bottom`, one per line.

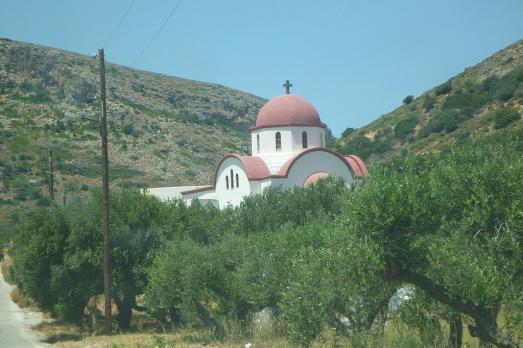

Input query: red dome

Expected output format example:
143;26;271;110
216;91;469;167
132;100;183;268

253;94;325;130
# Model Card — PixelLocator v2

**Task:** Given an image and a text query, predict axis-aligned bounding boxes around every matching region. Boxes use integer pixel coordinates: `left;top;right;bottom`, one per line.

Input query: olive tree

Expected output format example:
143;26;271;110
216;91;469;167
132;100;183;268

341;142;523;347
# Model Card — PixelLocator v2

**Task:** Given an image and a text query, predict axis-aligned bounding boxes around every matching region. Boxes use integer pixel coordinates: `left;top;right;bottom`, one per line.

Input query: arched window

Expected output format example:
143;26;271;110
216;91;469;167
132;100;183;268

230;169;234;188
226;176;229;189
275;132;281;150
256;134;260;153
302;131;308;149
236;173;239;188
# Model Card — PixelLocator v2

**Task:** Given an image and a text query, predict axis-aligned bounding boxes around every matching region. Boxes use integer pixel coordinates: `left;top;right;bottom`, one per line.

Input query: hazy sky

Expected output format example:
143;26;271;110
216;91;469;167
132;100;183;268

1;0;522;135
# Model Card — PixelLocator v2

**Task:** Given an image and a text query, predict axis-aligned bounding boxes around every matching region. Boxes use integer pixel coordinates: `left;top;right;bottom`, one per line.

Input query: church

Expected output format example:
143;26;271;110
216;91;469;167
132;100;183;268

148;81;368;209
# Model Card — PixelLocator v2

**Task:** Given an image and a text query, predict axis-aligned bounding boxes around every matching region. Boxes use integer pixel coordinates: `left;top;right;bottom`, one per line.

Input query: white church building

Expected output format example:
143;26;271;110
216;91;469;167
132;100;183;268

148;82;368;209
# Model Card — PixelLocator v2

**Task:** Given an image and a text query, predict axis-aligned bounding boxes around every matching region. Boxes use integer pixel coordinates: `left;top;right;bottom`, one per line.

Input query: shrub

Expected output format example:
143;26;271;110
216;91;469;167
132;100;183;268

403;95;414;104
423;96;435;111
54;120;66;133
341;127;355;138
394;116;418;140
442;91;490;115
36;196;51;207
483;66;523;102
494;108;520;129
435;80;452;96
418;110;468;138
122;123;138;137
14;190;27;201
70;80;96;103
336;134;393;160
18;80;51;104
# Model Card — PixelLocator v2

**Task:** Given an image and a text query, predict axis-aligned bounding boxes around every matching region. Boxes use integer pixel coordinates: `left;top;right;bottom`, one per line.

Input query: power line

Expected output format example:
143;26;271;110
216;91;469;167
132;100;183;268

132;0;183;66
103;0;137;49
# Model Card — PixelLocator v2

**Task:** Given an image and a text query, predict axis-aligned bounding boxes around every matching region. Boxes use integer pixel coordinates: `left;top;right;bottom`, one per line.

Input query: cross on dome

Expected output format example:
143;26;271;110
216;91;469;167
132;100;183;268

283;80;293;94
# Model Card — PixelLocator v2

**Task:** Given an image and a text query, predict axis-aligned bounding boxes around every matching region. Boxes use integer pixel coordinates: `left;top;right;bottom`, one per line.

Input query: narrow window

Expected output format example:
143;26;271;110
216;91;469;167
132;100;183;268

302;131;308;149
320;134;324;147
230;169;234;188
236;173;239;188
256;134;260;153
275;132;281;150
226;176;229;189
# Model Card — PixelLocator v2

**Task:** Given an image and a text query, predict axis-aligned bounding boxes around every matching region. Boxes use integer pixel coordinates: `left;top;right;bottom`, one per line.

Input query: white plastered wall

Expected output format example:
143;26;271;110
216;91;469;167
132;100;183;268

251;126;325;156
280;150;354;188
214;157;252;209
251;126;326;174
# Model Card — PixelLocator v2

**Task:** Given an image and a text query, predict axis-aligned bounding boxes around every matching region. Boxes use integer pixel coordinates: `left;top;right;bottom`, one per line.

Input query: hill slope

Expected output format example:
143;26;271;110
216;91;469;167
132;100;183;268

333;39;523;161
0;38;265;210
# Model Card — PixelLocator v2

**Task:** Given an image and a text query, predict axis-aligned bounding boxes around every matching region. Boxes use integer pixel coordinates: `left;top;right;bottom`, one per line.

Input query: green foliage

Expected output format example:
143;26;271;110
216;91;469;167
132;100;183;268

7;142;523;346
341;127;355;138
36;196;51;207
122;123;138;137
18;80;52;104
394;116;418;140
153;148;169;160
7;135;29;153
435;80;452;96
11;192;167;326
336;134;392;160
442;90;489;115
483;66;523;102
494;107;520;129
423;95;435;111
418;110;469;138
340;141;523;346
10;208;91;321
403;95;414;105
0;78;16;94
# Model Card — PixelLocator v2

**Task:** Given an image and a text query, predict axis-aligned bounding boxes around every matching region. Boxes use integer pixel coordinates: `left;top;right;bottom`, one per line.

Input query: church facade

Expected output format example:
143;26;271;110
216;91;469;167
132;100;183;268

148;82;368;209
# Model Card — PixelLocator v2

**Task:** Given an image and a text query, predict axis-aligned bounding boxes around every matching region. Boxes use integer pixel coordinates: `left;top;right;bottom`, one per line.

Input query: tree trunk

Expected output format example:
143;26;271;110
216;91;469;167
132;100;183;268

193;300;225;339
115;297;133;330
385;259;519;348
168;306;182;328
448;314;463;348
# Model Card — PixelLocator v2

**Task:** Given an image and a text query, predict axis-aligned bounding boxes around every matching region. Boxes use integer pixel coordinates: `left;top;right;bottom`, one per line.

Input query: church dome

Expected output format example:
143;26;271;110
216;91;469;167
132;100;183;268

253;94;325;130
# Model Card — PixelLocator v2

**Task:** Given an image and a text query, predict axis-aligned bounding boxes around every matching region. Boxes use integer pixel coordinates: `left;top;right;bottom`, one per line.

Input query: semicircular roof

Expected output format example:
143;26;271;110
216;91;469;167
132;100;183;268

303;172;330;187
278;148;368;178
253;94;326;130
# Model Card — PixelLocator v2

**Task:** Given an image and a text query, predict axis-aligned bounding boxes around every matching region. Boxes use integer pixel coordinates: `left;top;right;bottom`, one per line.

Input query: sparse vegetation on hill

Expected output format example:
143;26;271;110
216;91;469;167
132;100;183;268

0;38;265;218
333;40;523;161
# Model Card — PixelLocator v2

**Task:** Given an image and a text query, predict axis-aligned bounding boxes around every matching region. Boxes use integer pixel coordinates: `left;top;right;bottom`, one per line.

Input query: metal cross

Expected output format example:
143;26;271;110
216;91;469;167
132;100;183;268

283;80;293;94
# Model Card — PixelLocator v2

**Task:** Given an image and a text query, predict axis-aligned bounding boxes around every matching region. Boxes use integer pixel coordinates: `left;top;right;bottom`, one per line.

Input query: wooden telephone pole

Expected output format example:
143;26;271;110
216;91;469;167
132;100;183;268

98;47;112;333
48;148;54;201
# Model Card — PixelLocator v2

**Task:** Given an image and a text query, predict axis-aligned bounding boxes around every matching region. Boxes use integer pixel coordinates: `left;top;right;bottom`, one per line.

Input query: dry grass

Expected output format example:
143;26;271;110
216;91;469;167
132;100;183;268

35;321;83;344
34;317;494;348
10;287;33;308
10;286;49;316
0;258;14;284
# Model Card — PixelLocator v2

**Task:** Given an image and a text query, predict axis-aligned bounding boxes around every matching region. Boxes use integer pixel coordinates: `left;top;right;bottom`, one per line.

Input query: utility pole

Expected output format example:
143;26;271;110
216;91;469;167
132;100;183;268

48;148;54;201
98;47;112;333
62;176;66;206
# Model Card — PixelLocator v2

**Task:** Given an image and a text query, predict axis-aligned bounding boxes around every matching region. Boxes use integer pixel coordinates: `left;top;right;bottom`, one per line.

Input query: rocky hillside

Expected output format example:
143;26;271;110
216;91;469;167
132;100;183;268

0;38;265;211
332;39;523;161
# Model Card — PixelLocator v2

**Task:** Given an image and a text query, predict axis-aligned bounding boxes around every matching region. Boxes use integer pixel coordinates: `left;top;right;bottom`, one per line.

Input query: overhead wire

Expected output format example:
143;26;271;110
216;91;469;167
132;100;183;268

102;0;137;49
132;0;183;66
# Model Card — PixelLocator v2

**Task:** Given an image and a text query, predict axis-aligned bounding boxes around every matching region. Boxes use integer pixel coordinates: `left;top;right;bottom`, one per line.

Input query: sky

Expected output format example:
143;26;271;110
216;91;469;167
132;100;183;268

1;0;522;136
